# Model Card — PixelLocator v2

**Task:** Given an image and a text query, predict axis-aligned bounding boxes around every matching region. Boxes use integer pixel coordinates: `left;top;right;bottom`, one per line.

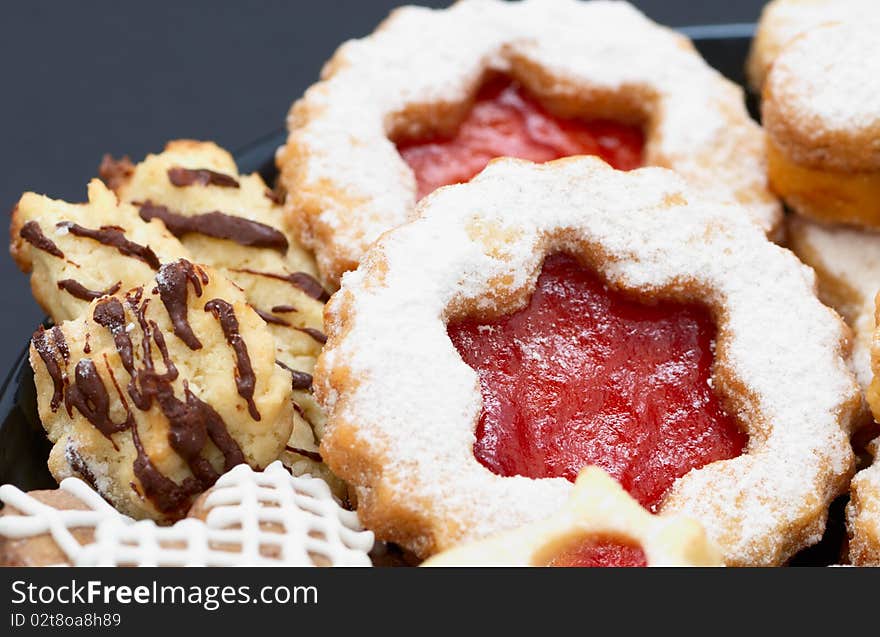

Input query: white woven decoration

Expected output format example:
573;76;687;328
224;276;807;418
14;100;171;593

0;478;128;564
76;462;374;566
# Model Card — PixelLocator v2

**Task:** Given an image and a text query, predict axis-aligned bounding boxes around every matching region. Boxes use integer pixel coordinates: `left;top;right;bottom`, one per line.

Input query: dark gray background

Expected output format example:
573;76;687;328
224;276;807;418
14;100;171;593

0;0;767;372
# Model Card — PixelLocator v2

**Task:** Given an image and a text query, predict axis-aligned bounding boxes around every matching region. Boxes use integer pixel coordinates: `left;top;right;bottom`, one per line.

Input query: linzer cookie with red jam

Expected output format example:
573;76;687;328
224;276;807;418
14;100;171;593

316;156;859;566
10;179;187;322
279;0;780;285
100;140;333;486
30;259;293;522
424;467;722;567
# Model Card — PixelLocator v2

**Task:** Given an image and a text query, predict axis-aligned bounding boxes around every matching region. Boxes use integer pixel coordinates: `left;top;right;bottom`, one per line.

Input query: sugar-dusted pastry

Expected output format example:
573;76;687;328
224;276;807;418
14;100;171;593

100;141;334;486
280;0;780;285
787;216;880;394
30;260;293;522
763;22;880;229
424;467;722;567
78;462;373;566
0;478;124;566
316;157;859;566
747;0;876;92
847;439;880;566
10;179;186;322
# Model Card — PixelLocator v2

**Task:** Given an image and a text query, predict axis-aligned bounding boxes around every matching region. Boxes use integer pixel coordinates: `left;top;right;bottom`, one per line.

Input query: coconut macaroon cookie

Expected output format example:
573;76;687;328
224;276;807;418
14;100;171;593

316;157;859;566
30;260;293;522
280;0;780;286
424;467;723;567
747;0;876;92
763;22;880;229
99;140;335;490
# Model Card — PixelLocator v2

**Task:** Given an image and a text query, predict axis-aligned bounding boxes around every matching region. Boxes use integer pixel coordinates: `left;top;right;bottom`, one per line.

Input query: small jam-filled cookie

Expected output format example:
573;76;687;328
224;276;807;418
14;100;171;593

847;439;880;566
763;22;880;229
280;0;780;285
100;141;334;488
787;216;880;396
30;260;293;522
316;157;859;565
0;478;123;566
10;179;186;322
423;467;722;567
77;462;373;566
747;0;875;92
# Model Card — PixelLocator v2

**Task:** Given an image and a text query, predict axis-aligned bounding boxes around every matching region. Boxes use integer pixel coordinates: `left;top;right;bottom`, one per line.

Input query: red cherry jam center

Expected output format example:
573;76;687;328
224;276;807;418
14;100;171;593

447;254;746;511
547;538;648;568
396;77;644;199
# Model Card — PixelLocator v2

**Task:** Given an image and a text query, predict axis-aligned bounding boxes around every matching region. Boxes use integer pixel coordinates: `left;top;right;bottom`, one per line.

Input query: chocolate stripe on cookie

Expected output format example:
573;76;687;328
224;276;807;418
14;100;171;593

253;307;291;327
58;222;160;269
229;268;330;302
57;279;121;302
285;445;323;463
20;221;64;258
167;167;240;188
296;327;327;345
64;359;132;440
204;298;261;421
157;260;207;350
139;202;288;252
276;360;313;391
32;326;68;412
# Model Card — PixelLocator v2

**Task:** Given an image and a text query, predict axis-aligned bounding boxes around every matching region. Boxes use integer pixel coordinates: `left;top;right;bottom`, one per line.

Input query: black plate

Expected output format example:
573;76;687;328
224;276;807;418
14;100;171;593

0;25;843;565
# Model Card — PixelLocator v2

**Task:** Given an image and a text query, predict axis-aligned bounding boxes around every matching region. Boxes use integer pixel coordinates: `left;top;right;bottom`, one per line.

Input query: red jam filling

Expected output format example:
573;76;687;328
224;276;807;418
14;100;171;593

547;538;648;568
396;77;644;199
448;253;746;511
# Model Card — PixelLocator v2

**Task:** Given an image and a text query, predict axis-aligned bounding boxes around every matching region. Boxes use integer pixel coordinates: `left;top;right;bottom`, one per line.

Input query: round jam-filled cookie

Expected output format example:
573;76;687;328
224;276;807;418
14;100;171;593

10;179;187;322
747;0;876;92
77;462;373;566
763;22;880;229
100;141;334;486
0;478;123;566
423;467;722;567
279;0;780;285
787;216;880;396
847;439;880;566
30;260;293;522
316;157;859;566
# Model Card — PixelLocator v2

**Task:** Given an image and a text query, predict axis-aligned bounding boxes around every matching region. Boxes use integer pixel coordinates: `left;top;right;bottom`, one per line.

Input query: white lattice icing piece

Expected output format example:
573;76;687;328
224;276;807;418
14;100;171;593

316;156;859;566
76;462;373;566
279;0;780;285
424;467;723;567
0;478;128;565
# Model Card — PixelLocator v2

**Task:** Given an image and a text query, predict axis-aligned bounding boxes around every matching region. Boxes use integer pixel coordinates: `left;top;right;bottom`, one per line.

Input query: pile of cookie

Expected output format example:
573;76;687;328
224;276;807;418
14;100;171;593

3;0;880;567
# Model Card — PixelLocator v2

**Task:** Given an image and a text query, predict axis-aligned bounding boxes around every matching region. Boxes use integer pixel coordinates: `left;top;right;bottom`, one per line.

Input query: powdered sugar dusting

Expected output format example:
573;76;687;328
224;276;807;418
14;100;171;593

317;157;857;565
788;216;880;390
768;21;880;138
749;0;879;89
281;0;780;285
